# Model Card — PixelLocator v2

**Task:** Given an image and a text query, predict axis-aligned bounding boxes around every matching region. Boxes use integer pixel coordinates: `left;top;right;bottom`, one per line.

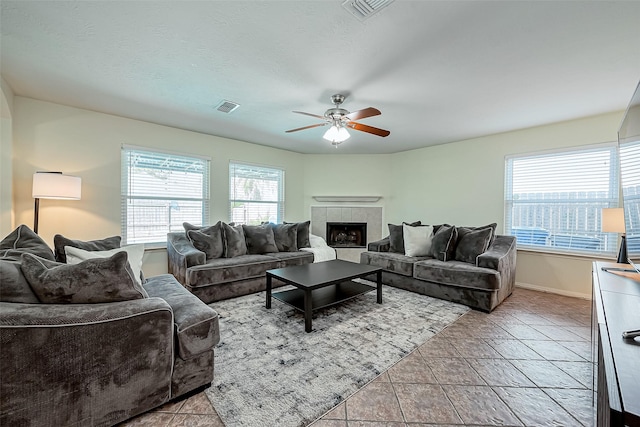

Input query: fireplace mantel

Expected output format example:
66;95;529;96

312;196;381;203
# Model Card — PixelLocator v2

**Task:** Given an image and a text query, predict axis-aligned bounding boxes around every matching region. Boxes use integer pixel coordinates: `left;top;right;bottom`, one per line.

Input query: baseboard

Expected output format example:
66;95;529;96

515;281;591;300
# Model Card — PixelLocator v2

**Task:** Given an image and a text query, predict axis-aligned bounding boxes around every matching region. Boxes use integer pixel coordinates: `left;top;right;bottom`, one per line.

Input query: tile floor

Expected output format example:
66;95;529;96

121;288;595;427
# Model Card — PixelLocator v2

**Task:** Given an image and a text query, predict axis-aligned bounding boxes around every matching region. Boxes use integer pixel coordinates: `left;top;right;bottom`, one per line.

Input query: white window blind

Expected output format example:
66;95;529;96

620;140;640;257
121;146;210;245
229;162;284;225
505;144;619;255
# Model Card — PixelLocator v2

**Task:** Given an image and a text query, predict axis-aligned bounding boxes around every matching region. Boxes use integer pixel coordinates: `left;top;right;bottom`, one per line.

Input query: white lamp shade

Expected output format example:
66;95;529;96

601;207;625;233
323;125;350;143
32;172;82;200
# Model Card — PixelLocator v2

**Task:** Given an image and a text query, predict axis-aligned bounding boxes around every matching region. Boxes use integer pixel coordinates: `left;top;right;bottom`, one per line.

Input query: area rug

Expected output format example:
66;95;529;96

205;281;469;427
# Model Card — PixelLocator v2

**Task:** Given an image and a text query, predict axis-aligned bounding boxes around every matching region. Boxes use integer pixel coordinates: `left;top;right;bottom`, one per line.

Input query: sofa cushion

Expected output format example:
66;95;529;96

1;224;55;261
269;223;299;252
65;244;145;287
21;252;147;303
360;251;430;277
284;220;311;249
144;274;220;360
243;225;279;254
0;260;40;303
430;224;458;261
53;234;121;263
265;251;314;267
388;221;421;253
454;227;493;264
186;254;279;286
187;221;224;260
403;224;434;257
414;259;500;291
221;222;248;258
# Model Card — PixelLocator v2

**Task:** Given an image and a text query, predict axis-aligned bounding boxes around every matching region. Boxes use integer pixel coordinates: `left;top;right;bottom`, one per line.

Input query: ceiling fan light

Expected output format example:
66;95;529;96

337;126;350;142
323;125;338;141
323;125;350;144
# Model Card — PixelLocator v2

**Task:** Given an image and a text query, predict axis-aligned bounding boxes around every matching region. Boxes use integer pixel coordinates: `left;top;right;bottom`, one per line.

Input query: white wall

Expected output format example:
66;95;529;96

12;97;305;276
10;95;624;298
1;77;14;236
388;111;625;298
302;154;391;237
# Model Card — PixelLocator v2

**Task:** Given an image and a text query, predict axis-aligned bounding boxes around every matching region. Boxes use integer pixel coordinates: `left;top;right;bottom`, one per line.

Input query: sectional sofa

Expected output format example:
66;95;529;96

167;220;335;304
0;225;219;427
360;222;517;312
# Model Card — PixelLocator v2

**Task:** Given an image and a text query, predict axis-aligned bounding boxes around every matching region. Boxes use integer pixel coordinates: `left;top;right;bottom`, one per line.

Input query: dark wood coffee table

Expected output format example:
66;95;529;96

266;259;382;332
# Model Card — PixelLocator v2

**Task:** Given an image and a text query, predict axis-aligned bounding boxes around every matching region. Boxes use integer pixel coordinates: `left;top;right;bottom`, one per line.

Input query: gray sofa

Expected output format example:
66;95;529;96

168;221;314;304
0;225;220;427
360;223;516;312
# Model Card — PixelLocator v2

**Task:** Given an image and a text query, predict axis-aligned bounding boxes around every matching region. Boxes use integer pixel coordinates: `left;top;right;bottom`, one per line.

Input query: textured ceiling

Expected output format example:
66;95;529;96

1;1;640;154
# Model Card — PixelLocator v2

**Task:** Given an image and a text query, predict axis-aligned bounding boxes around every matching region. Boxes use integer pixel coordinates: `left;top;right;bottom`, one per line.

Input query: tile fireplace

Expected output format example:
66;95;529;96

310;206;383;263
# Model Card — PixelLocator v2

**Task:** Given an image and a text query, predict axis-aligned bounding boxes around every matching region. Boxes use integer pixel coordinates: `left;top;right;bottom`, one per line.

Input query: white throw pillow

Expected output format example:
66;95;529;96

65;244;145;286
403;224;434;257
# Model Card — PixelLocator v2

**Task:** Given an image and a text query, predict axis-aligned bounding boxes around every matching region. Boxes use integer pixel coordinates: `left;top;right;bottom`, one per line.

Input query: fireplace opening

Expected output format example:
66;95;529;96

326;222;367;248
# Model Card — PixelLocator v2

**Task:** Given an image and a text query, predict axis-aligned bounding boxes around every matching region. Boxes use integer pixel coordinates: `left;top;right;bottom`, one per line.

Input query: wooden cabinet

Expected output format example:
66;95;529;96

592;262;640;427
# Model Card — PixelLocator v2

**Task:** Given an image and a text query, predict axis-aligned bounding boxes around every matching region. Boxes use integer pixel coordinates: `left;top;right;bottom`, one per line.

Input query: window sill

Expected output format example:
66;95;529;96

141;242;167;251
516;246;618;261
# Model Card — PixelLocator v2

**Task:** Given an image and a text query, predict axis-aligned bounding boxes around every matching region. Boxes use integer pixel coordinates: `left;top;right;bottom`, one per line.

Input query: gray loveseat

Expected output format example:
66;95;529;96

0;225;220;427
168;221;315;304
360;223;516;312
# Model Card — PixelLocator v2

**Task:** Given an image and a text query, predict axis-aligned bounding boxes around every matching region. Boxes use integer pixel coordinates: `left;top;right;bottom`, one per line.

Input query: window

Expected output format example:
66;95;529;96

505;144;619;255
121;146;210;245
229;162;284;225
620;140;640;257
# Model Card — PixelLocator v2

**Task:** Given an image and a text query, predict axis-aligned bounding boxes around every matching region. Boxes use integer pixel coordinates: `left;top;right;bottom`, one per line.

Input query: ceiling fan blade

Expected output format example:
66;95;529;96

347;122;390;137
285;123;327;133
345;107;381;121
293;111;325;120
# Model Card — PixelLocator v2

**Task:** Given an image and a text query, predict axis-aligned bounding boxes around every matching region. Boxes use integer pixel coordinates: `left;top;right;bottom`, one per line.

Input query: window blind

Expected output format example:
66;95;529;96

229;162;284;225
505;144;619;255
620;140;640;256
121;146;210;244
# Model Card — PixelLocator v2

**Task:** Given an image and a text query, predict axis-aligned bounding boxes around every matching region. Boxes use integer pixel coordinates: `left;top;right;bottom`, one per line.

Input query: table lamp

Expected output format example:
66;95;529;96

32;172;82;234
601;207;627;263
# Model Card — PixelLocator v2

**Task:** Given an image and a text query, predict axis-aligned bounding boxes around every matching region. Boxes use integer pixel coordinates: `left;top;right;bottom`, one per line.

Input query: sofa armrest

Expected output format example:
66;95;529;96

167;232;205;285
0;299;174;426
477;235;516;295
368;236;390;252
477;235;516;271
144;274;220;360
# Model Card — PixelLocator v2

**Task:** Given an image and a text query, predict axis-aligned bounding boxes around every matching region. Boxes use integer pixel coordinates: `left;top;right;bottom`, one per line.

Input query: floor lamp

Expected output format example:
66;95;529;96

32;172;82;234
601;207;627;264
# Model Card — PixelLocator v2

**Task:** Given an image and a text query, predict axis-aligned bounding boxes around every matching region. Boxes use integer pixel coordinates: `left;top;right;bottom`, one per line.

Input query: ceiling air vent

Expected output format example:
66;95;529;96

342;0;395;21
216;100;240;114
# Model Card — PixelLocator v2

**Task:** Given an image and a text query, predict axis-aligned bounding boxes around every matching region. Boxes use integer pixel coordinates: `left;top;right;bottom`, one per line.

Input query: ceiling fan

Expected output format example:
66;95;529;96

285;94;390;146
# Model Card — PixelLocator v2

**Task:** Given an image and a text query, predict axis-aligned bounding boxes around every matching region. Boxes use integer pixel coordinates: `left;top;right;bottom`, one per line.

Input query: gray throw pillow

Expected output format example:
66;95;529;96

284;220;311;249
456;223;498;245
0;224;55;261
53;234;121;263
269;223;299;252
183;222;211;232
20;252;147;304
429;224;458;261
243;225;279;254
221;222;248;258
388;221;421;254
187;221;224;259
454;227;493;264
0;260;40;303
